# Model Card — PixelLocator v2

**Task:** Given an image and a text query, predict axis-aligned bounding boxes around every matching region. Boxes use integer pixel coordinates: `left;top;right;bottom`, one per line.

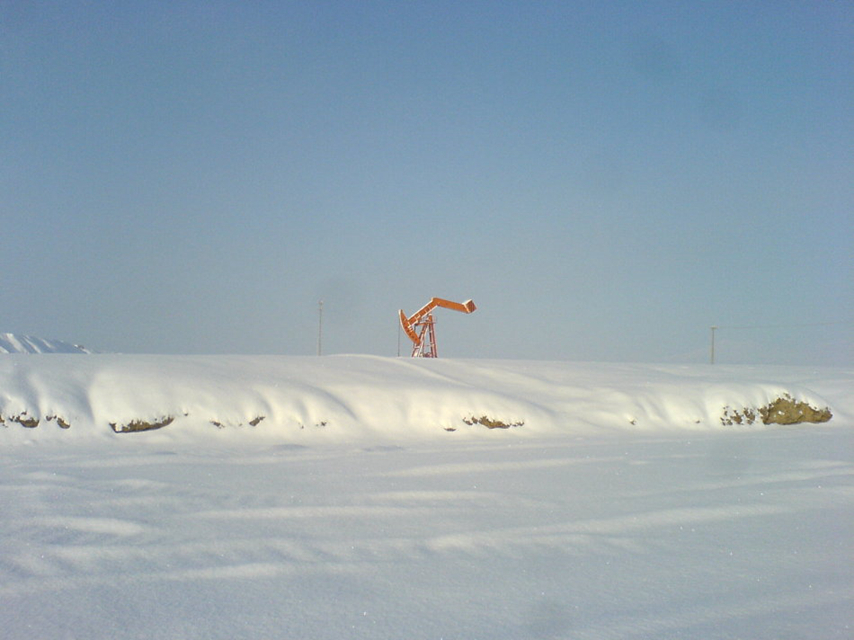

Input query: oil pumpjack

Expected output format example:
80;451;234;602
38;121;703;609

398;297;476;358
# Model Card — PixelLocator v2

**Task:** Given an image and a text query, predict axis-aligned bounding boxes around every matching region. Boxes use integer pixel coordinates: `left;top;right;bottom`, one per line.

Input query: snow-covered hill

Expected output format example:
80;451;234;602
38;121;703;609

0;333;92;354
1;354;850;442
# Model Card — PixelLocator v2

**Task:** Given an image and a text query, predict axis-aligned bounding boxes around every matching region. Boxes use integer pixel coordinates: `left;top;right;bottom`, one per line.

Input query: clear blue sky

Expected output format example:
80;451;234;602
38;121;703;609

2;1;852;364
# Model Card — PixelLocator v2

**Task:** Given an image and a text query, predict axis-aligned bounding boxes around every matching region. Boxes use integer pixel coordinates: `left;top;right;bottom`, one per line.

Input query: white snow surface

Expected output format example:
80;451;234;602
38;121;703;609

0;332;93;354
1;354;851;441
2;355;853;639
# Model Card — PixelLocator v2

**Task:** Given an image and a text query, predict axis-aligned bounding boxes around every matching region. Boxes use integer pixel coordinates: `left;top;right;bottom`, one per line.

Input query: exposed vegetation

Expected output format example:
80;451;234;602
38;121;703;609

110;416;175;433
298;420;328;429
0;392;831;436
211;416;267;428
461;415;525;429
759;395;832;425
45;415;71;429
721;395;832;426
1;412;73;429
8;412;39;428
720;407;758;426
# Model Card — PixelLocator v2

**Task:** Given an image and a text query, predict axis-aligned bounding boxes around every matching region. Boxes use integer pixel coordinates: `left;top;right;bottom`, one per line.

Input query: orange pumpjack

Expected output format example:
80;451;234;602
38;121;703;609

398;298;477;358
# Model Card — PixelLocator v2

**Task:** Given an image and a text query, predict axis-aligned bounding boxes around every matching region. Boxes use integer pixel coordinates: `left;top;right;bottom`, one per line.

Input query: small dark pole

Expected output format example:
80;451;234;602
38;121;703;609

317;300;323;356
710;326;717;365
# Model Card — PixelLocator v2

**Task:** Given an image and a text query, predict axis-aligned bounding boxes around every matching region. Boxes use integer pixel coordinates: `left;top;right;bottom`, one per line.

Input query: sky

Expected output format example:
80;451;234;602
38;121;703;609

2;0;852;364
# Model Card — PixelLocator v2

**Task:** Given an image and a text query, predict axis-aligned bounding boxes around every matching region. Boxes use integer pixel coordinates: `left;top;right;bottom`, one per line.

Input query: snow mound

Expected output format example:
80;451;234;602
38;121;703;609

0;333;93;354
1;355;850;443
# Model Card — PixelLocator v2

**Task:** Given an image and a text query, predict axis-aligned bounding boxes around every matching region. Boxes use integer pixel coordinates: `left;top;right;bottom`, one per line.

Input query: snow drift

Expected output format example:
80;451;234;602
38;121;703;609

1;355;849;443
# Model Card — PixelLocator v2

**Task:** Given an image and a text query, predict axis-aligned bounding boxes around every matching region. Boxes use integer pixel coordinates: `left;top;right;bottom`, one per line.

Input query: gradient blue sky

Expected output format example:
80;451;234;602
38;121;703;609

2;1;852;364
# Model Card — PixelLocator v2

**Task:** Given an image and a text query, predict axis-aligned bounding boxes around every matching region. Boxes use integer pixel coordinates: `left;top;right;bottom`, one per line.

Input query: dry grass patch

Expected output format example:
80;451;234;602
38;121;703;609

110;416;175;433
721;395;832;426
461;415;525;429
7;412;39;428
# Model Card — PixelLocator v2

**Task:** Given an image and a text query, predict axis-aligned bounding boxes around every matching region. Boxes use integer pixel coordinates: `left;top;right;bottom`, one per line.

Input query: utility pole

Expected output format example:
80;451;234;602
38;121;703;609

710;326;717;365
317;300;323;356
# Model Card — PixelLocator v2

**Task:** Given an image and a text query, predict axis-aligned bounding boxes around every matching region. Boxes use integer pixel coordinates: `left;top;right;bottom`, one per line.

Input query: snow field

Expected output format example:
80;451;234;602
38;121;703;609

1;355;852;638
1;429;852;639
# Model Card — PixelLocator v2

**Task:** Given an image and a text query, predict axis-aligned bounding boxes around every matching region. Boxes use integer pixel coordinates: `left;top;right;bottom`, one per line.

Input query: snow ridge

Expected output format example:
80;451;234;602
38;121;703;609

0;355;850;443
0;333;93;354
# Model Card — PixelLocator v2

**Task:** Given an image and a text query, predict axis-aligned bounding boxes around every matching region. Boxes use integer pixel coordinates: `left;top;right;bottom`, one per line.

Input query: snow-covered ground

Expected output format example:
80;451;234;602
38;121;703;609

2;355;852;639
0;333;93;354
1;355;851;441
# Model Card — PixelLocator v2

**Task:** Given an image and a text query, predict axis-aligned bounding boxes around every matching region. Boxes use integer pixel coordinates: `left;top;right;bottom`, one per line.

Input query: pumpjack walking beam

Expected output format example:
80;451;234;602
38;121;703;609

398;297;476;358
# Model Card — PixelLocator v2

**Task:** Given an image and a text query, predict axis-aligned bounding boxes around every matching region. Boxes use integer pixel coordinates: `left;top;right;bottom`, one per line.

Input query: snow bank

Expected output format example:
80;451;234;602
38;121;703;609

1;355;850;443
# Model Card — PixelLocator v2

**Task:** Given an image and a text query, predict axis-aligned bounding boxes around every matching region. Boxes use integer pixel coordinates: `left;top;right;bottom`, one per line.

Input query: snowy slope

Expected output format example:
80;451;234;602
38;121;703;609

2;356;852;639
0;355;850;442
0;332;93;354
